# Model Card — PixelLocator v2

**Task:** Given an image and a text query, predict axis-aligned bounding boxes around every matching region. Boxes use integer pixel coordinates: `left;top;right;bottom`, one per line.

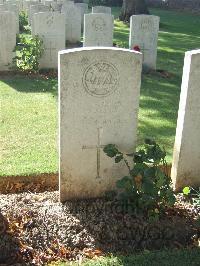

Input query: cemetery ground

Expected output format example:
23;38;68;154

0;7;200;265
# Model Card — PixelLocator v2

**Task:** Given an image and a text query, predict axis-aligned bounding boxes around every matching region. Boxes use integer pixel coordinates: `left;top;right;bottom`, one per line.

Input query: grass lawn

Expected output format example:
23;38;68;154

1;8;200;176
0;77;58;176
51;248;200;266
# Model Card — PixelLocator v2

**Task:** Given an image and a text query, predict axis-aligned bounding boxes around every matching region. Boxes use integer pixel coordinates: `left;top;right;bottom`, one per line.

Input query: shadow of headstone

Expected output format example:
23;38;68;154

0;212;26;264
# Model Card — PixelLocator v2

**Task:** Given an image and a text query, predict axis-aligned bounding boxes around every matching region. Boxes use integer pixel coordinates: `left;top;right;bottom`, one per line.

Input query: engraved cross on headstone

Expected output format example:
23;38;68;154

82;128;105;179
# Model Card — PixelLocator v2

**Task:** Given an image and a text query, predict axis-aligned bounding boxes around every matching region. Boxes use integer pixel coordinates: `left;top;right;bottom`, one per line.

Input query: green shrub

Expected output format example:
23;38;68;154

103;139;176;219
19;11;29;33
12;34;44;73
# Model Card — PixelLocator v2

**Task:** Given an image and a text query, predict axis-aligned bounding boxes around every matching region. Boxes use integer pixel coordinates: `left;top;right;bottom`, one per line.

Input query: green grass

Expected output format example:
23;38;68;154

1;8;200;176
0;77;58;176
51;248;200;266
113;8;200;161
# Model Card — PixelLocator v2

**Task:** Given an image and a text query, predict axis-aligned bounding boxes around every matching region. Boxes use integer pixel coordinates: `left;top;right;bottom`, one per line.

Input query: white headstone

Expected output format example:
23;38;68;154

129;15;160;70
57;0;64;4
0;3;19;33
33;12;65;69
61;2;81;43
51;2;61;12
24;0;39;12
92;5;111;14
59;47;142;201
171;49;200;190
29;4;49;25
0;4;6;11
61;0;74;10
84;13;114;47
75;2;88;26
6;0;23;11
0;11;16;71
44;0;54;7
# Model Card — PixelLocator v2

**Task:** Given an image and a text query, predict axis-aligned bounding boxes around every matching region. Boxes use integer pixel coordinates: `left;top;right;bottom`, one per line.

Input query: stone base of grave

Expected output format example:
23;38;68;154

66;41;83;49
172;174;200;192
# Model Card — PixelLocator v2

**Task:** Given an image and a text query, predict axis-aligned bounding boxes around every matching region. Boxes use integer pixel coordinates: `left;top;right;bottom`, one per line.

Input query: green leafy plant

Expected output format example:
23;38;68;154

103;139;176;219
183;186;200;206
12;34;44;73
19;11;30;33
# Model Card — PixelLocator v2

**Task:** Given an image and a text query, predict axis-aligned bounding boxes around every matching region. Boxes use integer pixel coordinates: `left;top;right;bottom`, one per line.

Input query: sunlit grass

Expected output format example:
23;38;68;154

0;77;58;176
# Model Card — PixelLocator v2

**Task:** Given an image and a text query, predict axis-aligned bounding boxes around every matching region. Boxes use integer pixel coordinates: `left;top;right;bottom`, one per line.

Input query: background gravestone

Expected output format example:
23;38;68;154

0;11;16;71
0;3;19;33
83;13;114;47
129;15;160;70
171;49;200;190
24;0;39;12
29;4;49;25
61;1;81;43
33;12;65;69
51;2;61;11
75;2;88;26
44;0;54;7
59;47;142;202
92;5;111;14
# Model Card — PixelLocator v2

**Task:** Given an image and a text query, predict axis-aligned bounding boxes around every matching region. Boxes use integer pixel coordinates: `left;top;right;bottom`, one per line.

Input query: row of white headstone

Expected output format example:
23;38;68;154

0;0;160;71
29;0;160;70
59;47;200;202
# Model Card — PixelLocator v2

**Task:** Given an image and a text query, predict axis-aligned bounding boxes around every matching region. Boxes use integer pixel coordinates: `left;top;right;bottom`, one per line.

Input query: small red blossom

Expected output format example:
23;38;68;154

132;45;141;52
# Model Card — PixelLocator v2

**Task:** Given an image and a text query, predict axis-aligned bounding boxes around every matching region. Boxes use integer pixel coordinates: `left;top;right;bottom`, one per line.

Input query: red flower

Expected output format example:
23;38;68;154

132;45;141;52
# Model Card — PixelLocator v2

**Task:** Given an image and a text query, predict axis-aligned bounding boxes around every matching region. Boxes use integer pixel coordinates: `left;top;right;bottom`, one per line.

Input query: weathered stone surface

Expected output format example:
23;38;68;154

29;4;49;25
92;5;111;14
129;15;160;70
33;12;65;69
61;1;81;43
44;0;54;7
171;49;200;190
0;3;19;33
0;4;7;12
51;2;61;12
59;47;142;201
83;13;114;47
24;0;39;12
75;2;88;25
0;11;16;71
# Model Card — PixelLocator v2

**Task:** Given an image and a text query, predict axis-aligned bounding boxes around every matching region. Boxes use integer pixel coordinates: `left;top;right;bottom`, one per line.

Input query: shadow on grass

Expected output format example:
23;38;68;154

0;76;58;97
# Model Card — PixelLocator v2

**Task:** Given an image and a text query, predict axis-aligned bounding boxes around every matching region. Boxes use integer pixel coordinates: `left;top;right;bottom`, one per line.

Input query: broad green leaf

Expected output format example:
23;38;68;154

115;154;123;163
183;186;191;195
103;144;120;158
